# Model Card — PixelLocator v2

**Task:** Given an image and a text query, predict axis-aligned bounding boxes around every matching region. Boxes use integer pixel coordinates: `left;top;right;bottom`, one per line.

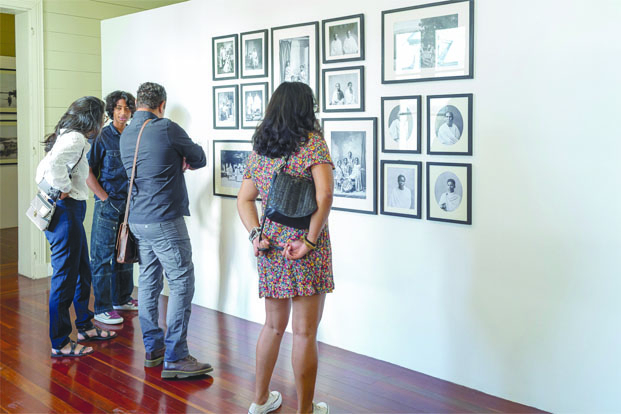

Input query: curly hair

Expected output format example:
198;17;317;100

136;82;167;110
252;82;320;158
43;96;105;152
105;90;136;118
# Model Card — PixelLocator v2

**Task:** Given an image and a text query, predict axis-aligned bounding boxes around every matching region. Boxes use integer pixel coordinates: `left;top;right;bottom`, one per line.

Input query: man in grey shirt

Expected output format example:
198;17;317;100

120;82;211;379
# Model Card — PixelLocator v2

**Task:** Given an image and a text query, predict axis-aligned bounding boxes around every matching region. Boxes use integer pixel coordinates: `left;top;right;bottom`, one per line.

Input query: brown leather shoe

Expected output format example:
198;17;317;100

161;355;213;379
144;347;165;367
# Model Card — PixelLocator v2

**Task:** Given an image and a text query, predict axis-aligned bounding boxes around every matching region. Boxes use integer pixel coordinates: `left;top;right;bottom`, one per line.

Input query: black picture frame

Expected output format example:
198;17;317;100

381;95;421;154
271;21;320;99
427;93;473;155
322;66;365;113
241;82;268;130
380;160;422;219
0;120;17;165
322;117;377;215
212;33;239;81
322;13;365;64
426;162;472;225
240;29;268;79
213;85;239;129
213;140;253;198
381;0;474;84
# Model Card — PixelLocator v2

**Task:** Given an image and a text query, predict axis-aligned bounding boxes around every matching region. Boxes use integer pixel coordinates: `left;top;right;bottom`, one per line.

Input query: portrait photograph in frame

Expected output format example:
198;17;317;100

322;14;365;63
380;160;421;219
322;66;364;113
382;0;474;83
212;34;238;81
0;121;17;165
323;117;377;215
213;85;239;129
213;140;252;198
241;82;268;129
381;95;421;153
427;162;471;225
241;29;268;78
271;21;319;98
427;93;472;155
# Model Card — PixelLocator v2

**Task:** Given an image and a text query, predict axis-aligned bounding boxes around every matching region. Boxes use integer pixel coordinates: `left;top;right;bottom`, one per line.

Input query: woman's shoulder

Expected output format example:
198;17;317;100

56;130;87;148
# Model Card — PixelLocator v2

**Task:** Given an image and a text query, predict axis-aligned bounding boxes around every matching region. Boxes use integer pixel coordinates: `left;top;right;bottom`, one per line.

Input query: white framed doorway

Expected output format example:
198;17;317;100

0;0;47;278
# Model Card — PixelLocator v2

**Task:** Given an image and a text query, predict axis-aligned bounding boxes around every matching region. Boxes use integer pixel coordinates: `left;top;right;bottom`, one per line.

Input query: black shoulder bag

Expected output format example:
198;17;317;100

258;155;318;242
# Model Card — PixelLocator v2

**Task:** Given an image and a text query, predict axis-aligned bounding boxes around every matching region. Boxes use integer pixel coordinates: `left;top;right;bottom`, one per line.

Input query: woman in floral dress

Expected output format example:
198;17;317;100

238;82;334;414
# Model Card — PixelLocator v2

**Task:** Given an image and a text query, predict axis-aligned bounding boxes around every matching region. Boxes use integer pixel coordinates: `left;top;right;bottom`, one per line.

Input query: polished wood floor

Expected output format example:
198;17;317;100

0;227;544;413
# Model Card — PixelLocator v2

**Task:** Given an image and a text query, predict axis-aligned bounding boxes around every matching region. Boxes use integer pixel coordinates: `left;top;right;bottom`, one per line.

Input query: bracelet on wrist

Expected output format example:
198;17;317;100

303;235;317;250
249;226;261;242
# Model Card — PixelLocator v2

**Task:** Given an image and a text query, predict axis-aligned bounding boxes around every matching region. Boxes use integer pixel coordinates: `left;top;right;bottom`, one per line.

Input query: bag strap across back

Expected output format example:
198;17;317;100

122;119;152;227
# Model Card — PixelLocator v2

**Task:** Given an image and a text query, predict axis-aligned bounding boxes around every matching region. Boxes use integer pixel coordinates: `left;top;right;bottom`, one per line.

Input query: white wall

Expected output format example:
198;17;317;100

102;0;621;411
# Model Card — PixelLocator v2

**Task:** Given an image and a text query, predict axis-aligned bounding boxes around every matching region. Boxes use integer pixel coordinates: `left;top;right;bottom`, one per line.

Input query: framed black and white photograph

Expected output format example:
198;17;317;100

213;140;252;198
381;160;421;219
323;117;377;215
0;58;17;117
213;85;239;129
382;0;474;83
241;29;268;78
427;162;471;225
241;82;268;129
322;14;365;63
271;21;319;97
427;93;472;155
381;95;421;153
322;66;364;112
212;34;238;81
0;121;17;165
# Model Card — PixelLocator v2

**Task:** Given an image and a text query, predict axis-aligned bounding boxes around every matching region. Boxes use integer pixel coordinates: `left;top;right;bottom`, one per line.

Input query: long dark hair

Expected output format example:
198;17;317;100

252;82;320;158
43;96;105;152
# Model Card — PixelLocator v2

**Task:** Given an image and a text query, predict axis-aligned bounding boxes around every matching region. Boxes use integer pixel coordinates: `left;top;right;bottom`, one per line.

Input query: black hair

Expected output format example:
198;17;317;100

136;82;167;110
42;96;105;152
447;178;456;185
252;82;320;158
105;90;136;118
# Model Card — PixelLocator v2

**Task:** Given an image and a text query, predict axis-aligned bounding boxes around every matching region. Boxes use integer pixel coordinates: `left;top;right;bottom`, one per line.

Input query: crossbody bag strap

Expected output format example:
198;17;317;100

122;119;152;226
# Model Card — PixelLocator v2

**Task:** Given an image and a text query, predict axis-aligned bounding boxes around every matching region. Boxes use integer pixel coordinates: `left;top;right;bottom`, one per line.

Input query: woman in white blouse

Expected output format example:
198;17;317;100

37;96;117;357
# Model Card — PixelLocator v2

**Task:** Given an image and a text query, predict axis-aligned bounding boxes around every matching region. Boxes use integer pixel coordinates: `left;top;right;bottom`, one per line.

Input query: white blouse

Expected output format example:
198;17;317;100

35;130;91;201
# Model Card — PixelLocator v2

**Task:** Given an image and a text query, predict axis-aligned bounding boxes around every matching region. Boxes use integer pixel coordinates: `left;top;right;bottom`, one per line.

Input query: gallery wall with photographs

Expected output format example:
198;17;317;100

208;0;475;226
101;1;621;411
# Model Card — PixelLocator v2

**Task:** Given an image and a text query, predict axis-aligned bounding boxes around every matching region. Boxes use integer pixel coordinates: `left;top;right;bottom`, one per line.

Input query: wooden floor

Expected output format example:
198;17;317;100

0;227;544;413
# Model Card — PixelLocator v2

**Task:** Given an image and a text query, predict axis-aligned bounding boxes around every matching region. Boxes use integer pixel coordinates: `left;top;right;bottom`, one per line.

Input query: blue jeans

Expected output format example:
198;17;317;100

45;198;94;349
90;198;134;313
130;217;195;362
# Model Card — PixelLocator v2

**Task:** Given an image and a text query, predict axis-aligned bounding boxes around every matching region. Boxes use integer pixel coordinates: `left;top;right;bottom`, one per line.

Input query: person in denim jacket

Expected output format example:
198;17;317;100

86;90;137;325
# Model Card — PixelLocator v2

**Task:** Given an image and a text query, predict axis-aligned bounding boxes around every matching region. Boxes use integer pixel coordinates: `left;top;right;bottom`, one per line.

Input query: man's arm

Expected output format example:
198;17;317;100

167;121;206;170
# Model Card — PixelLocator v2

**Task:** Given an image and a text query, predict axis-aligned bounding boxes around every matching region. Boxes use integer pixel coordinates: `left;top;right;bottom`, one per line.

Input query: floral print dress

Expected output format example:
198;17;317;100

243;133;335;298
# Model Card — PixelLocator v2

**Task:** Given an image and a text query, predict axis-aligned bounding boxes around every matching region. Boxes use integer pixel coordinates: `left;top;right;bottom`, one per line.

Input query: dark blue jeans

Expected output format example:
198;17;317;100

45;198;94;349
90;198;134;314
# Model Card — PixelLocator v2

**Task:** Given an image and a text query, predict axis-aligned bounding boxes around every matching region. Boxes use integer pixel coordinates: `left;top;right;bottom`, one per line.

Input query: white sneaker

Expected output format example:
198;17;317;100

113;299;138;311
248;391;282;414
313;402;329;414
94;311;124;324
